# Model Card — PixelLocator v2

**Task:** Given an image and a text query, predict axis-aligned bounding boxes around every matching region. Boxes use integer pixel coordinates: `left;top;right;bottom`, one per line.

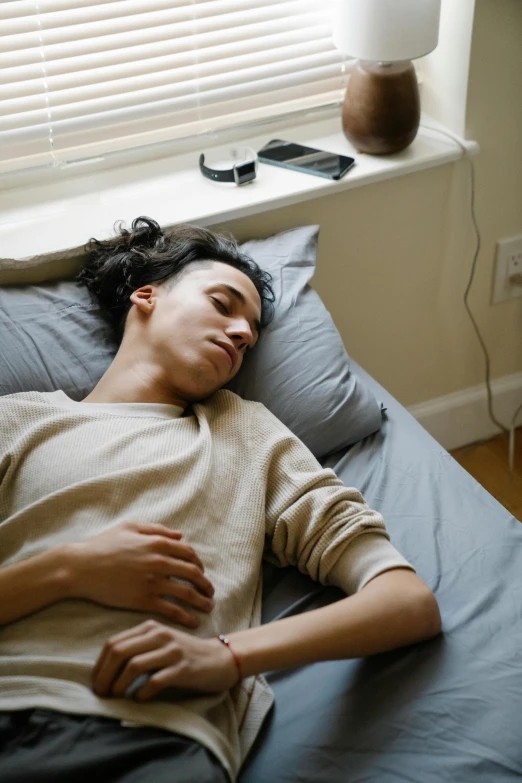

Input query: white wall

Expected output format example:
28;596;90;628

420;0;477;137
212;0;522;414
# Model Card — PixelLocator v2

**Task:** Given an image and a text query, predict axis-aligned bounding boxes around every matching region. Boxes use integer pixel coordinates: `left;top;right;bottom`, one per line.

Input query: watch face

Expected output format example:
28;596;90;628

234;160;256;185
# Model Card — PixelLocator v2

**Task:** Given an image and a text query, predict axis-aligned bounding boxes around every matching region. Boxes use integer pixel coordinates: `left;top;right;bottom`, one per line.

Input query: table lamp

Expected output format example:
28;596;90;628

332;0;441;155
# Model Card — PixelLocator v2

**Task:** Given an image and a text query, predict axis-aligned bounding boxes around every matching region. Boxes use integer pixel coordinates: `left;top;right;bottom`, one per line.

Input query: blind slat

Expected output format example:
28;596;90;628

2;24;331;94
0;0;125;21
0;0;345;175
1;84;343;172
0;12;328;70
2;37;337;107
1;57;342;131
1;0;319;54
3;78;342;158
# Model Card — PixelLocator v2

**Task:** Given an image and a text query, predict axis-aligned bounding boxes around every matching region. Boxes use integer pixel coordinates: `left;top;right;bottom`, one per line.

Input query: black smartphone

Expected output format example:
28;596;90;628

257;139;355;181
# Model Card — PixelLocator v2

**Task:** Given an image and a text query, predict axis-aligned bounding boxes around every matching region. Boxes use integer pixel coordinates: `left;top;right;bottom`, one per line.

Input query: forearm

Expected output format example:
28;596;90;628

0;546;74;625
227;569;441;678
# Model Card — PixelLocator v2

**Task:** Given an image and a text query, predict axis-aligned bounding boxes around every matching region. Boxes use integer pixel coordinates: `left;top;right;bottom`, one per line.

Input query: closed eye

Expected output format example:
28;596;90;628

212;297;229;315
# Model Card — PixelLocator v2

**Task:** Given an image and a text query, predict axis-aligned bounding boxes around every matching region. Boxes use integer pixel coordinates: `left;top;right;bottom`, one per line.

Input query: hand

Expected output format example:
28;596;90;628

91;619;239;700
66;520;215;628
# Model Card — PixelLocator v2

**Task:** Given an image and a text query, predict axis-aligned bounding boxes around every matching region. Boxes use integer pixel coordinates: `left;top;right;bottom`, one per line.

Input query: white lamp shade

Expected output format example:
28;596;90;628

332;0;441;62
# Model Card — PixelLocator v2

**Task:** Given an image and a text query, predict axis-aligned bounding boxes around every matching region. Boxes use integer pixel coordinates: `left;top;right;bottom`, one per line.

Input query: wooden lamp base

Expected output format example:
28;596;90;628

342;60;421;155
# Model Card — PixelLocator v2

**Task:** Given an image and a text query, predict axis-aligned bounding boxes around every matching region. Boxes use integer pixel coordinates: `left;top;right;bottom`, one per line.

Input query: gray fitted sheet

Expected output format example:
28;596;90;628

242;361;522;783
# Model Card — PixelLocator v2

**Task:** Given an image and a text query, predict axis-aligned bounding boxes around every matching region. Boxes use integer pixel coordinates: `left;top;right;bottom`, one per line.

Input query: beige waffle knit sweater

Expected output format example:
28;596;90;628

0;389;413;782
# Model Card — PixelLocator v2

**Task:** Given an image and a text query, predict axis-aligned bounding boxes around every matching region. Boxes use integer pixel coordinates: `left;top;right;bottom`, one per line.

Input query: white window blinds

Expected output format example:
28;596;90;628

0;0;347;175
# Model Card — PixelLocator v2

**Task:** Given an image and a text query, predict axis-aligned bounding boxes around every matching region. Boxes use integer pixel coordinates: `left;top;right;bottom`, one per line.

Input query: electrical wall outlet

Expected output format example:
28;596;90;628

492;235;522;303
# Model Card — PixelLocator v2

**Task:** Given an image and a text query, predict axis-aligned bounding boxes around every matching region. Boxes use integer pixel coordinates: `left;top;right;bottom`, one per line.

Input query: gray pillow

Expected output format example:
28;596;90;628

224;226;383;455
0;225;383;458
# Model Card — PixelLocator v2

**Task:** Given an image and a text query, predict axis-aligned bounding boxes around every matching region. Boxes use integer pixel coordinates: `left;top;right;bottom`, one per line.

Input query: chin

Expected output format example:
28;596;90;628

184;382;225;404
182;360;233;402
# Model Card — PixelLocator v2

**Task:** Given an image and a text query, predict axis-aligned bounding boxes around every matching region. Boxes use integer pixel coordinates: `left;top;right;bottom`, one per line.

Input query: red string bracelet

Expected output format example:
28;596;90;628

216;635;243;685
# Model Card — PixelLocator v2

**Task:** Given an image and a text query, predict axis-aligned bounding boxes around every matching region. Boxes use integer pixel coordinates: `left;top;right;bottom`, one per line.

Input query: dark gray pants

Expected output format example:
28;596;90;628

0;708;229;783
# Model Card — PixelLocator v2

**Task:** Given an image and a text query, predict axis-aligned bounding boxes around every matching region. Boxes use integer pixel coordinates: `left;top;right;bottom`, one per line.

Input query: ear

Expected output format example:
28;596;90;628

130;286;156;314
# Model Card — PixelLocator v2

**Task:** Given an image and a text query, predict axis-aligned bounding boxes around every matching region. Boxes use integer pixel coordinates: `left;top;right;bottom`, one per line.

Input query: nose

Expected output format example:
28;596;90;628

228;318;255;351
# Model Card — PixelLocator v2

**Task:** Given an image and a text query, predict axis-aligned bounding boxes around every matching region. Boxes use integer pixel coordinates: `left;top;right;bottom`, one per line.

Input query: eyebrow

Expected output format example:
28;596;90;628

212;281;261;336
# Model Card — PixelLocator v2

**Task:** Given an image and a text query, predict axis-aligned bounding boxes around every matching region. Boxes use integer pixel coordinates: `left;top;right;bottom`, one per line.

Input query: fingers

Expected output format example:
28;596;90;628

153;575;215;621
128;520;184;540
162;578;214;612
124;521;208;577
135;666;181;701
150;597;202;629
144;535;204;572
153;559;214;598
127;522;210;578
161;538;205;572
92;621;157;696
111;646;179;698
93;620;178;697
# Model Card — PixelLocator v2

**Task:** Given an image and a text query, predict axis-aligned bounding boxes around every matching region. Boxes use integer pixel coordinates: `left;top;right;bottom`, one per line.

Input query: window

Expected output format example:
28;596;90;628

0;0;349;175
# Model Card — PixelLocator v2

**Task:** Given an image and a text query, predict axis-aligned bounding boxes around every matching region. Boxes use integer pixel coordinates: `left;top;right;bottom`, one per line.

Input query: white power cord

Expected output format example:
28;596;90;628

509;401;522;476
420;121;521;476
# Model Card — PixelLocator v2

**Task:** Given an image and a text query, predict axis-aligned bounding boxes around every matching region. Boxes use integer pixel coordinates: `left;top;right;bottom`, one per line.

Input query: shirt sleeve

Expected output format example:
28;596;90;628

326;532;415;594
256;404;415;593
0;396;16;489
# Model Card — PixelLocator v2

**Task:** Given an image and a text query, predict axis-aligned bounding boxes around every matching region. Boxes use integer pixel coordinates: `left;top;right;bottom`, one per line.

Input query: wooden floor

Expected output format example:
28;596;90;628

450;426;522;521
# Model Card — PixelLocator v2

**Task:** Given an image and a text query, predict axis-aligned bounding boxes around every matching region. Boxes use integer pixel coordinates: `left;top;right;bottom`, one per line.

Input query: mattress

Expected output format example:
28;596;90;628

241;360;522;782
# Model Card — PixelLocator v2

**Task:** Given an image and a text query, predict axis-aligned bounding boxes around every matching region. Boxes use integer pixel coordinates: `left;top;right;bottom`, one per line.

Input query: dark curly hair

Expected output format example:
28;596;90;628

76;216;276;342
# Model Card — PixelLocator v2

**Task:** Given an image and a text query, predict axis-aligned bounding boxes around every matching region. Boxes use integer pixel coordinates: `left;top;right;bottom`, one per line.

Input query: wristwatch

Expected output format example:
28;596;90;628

199;146;258;186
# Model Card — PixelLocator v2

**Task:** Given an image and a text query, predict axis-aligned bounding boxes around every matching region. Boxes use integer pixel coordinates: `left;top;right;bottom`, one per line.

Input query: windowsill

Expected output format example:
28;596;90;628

0;108;479;265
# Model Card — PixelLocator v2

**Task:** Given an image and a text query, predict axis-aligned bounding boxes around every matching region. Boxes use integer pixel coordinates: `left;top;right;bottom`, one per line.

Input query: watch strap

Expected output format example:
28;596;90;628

199;147;257;185
199;154;236;183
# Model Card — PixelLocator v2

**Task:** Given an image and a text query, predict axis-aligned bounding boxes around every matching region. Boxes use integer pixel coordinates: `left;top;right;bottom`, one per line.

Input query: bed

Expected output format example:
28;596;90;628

1;223;522;782
242;358;522;783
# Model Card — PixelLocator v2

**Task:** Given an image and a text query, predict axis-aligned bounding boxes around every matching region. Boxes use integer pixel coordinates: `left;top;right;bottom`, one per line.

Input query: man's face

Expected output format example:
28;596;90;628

127;261;262;406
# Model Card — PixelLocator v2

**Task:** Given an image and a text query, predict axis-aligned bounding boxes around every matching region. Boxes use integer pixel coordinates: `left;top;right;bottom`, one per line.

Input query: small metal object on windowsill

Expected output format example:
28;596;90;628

199;147;258;186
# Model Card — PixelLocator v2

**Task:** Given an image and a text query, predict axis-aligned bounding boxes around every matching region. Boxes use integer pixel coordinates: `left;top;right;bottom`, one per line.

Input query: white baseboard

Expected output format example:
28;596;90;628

407;372;522;451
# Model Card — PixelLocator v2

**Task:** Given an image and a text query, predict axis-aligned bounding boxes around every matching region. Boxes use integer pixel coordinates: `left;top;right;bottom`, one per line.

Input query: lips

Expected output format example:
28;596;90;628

214;341;237;370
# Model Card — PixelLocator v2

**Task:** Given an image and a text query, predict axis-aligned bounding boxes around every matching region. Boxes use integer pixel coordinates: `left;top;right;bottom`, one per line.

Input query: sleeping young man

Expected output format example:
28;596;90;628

0;217;441;783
